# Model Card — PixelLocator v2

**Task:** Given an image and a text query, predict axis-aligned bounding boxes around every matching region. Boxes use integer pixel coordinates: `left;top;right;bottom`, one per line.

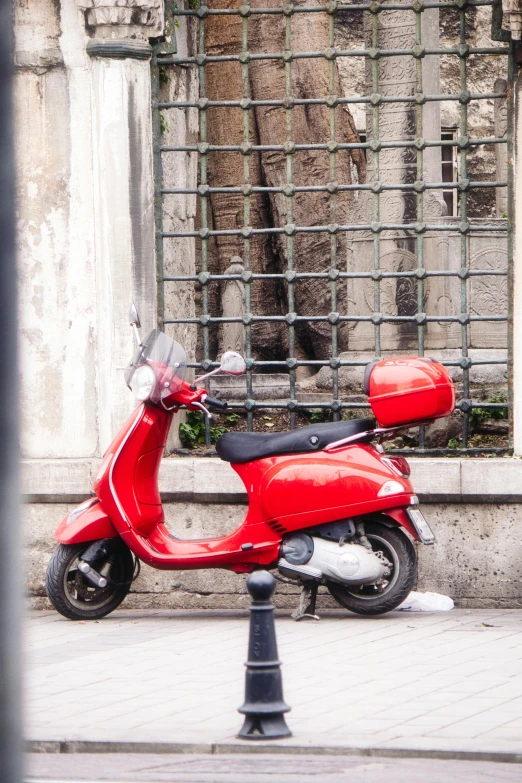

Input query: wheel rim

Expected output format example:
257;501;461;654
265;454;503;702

63;551;124;611
341;533;400;601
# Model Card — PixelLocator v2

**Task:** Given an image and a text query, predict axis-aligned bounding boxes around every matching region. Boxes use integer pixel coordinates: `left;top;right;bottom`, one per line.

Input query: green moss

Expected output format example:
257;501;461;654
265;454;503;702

160;114;169;135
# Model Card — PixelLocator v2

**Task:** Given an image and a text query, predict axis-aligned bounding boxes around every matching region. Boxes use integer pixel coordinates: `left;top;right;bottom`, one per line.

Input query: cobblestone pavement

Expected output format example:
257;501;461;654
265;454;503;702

24;751;522;783
25;609;522;761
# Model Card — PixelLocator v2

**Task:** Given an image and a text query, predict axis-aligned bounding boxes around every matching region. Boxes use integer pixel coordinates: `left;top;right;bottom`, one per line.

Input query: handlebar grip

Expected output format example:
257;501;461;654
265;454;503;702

204;396;228;410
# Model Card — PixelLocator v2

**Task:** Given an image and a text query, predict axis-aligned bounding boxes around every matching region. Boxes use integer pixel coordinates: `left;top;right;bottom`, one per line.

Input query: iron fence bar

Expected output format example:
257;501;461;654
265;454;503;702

160;137;508;151
164;268;508;281
164;314;508;324
162;46;509;66
169;1;501;16
243;8;255;434
159;93;507;108
459;2;470;449
285;8;297;431
188;359;507;369
190;400;507;412
328;7;340;421
159;92;507;108
162;180;508;194
195;1;211;446
185;358;507;368
243;4;255;434
371;3;381;360
416;2;426;448
191;401;506;418
163;91;511;106
171;1;496;15
194;401;509;421
162;223;509;237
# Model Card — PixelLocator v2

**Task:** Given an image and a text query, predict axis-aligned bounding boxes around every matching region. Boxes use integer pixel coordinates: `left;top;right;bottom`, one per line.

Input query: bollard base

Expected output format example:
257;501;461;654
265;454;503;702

237;712;292;740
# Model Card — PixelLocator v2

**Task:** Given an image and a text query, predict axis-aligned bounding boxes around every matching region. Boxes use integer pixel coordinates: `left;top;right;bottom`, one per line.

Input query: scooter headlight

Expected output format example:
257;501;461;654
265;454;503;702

129;364;155;401
378;480;405;498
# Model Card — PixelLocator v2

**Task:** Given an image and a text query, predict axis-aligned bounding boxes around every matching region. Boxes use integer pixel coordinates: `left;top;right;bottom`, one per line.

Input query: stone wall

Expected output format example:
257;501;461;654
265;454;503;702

25;457;522;611
27;500;522;610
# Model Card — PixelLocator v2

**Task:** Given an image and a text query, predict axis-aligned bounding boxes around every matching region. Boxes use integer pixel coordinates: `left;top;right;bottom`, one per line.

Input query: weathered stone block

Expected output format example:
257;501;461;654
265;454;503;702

417;504;522;607
26;497;522;610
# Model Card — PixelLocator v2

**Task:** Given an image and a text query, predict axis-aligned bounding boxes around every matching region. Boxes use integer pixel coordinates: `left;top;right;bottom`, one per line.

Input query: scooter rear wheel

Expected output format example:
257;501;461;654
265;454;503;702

327;520;416;616
45;541;135;621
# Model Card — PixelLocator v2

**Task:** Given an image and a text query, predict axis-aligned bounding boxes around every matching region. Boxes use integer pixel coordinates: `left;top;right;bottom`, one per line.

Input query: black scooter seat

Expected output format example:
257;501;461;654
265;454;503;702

216;418;376;464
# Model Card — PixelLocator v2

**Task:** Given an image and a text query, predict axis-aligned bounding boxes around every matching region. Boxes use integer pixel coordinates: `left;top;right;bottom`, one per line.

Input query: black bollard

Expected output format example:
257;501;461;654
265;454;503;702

237;570;292;740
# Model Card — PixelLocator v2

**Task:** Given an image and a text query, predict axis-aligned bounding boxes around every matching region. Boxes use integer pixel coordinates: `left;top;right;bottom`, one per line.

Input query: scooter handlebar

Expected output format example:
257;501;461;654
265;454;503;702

203;396;228;410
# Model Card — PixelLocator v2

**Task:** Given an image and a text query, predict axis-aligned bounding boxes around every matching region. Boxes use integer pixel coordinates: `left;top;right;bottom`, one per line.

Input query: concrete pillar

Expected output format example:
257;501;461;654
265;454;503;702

16;1;98;459
77;1;163;450
16;1;164;459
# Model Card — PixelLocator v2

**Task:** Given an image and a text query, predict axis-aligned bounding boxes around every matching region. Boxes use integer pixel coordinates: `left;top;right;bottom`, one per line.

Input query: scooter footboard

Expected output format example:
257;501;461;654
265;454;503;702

55;498;119;545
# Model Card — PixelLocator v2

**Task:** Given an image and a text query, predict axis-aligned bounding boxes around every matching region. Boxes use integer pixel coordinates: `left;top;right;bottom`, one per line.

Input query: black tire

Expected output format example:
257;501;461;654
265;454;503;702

45;541;135;621
327;520;417;616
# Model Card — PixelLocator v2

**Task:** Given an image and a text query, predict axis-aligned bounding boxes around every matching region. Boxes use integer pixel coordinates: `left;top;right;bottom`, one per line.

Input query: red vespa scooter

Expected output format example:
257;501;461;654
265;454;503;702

46;306;455;621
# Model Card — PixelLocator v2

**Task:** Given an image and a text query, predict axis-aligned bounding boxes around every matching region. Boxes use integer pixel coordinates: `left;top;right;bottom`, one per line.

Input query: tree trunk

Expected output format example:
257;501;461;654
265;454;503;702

205;1;287;362
205;0;365;362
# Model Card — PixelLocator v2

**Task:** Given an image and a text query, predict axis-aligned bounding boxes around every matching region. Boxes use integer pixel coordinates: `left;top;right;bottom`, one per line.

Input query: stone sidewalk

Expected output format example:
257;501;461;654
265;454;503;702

25;609;522;761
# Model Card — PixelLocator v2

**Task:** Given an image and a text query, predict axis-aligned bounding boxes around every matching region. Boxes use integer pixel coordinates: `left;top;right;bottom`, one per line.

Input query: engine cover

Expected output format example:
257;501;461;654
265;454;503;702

278;536;389;585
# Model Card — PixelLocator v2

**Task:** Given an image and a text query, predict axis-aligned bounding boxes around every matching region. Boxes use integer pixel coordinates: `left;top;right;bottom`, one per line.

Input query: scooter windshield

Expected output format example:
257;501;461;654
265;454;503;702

124;329;187;404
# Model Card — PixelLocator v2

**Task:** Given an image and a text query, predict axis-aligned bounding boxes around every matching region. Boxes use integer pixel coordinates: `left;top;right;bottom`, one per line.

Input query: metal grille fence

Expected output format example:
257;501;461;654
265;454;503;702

153;0;513;454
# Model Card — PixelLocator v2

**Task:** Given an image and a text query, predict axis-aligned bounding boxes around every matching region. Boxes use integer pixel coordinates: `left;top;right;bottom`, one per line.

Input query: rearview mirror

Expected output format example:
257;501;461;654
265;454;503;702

220;351;246;375
129;302;141;328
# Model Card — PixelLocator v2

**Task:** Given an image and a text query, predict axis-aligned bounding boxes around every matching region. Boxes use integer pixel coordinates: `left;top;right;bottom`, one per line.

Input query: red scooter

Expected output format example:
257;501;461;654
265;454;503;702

46;306;455;621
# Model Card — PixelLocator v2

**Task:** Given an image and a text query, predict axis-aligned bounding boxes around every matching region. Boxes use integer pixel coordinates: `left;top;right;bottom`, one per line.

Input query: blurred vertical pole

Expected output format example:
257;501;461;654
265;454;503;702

0;1;22;782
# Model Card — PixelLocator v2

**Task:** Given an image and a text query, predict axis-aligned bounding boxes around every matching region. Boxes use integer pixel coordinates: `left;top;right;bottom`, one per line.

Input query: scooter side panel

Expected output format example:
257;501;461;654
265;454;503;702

273;495;414;531
256;444;413;524
55;501;119;545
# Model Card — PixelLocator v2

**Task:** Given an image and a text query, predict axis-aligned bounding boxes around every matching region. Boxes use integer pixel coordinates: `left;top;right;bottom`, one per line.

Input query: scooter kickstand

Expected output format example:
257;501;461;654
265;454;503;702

292;582;320;622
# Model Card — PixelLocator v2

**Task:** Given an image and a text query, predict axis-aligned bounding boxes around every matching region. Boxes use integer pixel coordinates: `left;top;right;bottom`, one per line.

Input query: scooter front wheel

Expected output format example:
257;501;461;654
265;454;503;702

45;541;135;621
327;520;417;616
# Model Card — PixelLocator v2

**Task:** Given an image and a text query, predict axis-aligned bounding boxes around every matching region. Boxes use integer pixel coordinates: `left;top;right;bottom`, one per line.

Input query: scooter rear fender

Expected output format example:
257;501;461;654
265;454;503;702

55;498;119;545
380;507;420;542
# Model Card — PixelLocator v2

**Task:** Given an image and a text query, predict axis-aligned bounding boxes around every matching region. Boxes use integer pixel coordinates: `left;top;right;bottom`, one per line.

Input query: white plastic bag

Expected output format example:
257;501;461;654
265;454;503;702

397;590;454;611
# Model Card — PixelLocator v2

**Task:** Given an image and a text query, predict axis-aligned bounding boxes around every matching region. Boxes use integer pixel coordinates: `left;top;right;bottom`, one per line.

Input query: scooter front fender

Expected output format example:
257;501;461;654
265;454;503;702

55;498;119;545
